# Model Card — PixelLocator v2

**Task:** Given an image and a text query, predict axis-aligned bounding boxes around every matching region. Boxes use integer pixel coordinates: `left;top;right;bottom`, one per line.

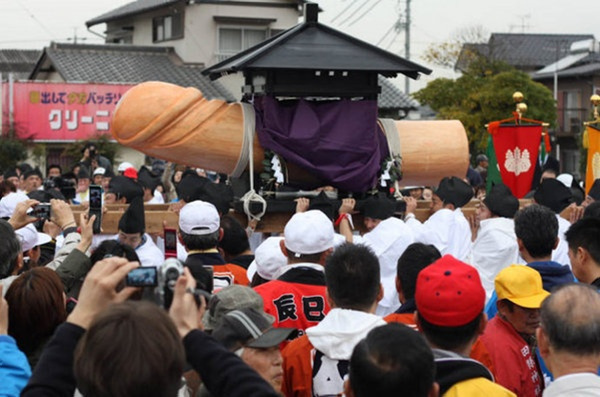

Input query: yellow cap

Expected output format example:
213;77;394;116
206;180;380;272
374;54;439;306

495;265;550;309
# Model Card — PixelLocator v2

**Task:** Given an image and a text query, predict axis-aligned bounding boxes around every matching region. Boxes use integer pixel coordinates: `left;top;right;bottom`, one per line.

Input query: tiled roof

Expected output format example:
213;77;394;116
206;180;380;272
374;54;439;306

30;43;235;101
86;0;182;27
86;0;306;27
457;33;594;71
489;33;595;68
0;49;42;79
378;76;418;110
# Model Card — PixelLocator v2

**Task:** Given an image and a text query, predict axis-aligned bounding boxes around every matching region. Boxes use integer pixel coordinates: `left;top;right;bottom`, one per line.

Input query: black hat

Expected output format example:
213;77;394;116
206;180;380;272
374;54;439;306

435;177;473;208
23;168;43;180
212;307;295;351
18;163;33;175
176;172;233;214
360;192;396;220
542;156;560;175
137;167;160;192
484;183;519;218
534;178;572;213
589;179;600;201
308;191;336;221
108;176;144;203
118;196;145;234
3;168;18;179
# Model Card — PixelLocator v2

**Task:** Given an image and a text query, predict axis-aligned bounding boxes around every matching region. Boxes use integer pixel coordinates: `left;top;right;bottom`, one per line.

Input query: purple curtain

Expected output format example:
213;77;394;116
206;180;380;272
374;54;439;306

253;96;389;192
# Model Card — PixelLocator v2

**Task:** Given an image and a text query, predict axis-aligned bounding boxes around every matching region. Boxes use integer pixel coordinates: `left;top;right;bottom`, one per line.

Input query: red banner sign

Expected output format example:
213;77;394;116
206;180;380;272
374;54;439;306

491;124;542;198
3;81;133;141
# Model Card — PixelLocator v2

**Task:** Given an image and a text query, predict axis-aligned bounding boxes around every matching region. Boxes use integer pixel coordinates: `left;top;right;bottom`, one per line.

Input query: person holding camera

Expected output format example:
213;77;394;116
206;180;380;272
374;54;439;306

21;259;282;397
79;142;112;174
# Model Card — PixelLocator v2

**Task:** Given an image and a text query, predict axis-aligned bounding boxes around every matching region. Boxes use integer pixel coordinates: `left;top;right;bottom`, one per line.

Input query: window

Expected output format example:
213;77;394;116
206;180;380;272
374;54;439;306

153;13;183;42
558;90;583;135
217;27;267;62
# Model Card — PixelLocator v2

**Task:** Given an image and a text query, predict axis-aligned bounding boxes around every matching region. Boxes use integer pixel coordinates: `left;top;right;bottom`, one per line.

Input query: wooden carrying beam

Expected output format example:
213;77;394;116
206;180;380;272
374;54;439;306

72;199;541;234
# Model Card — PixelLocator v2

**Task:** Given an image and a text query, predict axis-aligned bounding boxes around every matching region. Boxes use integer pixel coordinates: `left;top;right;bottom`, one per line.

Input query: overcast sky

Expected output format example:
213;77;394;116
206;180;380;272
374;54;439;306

1;0;598;92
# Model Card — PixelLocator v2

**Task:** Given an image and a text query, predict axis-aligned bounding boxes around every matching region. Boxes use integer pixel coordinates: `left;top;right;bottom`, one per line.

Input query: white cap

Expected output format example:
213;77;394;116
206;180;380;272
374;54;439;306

0;192;30;218
93;167;106;176
16;224;52;252
284;210;334;255
247;237;286;281
179;200;220;235
117;162;134;172
557;173;573;188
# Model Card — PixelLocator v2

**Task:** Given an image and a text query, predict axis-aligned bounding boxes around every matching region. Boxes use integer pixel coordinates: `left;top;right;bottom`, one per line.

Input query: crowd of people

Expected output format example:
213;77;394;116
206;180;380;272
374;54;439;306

0;143;599;397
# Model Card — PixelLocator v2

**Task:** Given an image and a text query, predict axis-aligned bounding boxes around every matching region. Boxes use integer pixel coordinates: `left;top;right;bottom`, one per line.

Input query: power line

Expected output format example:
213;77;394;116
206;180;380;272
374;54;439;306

14;0;56;38
376;21;398;46
348;0;383;27
329;0;357;24
337;0;370;27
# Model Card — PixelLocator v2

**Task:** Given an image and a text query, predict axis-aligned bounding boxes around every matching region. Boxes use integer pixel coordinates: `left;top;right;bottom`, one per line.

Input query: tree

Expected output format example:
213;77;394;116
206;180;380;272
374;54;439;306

422;25;489;70
413;67;556;154
0;136;28;172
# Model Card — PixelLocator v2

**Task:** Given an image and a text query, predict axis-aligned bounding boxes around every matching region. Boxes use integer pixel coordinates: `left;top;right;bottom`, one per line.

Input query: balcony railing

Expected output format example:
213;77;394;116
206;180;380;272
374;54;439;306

215;52;237;63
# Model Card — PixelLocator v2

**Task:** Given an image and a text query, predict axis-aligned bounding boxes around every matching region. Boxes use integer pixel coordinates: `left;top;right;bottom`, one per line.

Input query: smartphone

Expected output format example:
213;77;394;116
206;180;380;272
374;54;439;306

164;227;177;259
33;203;51;220
88;185;103;234
125;266;158;287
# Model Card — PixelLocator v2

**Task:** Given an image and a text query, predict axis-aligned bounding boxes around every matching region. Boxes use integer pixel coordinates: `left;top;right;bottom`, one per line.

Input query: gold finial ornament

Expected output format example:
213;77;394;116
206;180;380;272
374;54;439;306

513;91;524;103
591;95;600;119
514;92;527;119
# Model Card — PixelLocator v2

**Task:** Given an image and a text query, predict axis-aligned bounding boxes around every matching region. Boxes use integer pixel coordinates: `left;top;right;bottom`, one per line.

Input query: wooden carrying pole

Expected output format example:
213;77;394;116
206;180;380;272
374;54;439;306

76;199;543;234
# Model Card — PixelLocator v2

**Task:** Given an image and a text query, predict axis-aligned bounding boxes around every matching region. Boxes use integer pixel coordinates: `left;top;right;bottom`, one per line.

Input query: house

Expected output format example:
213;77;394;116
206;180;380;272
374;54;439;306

86;0;417;114
20;42;235;171
0;49;41;81
85;0;305;97
458;33;597;176
532;38;600;175
457;33;594;74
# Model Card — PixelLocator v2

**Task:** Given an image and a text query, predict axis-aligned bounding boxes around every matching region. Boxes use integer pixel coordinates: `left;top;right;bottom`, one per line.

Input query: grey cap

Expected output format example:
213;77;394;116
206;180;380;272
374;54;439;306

202;285;271;331
212;308;295;350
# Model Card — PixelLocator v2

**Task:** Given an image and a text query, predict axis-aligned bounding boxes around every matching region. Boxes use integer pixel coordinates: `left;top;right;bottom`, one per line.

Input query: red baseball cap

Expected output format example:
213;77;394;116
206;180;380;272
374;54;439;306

123;167;138;180
415;255;485;327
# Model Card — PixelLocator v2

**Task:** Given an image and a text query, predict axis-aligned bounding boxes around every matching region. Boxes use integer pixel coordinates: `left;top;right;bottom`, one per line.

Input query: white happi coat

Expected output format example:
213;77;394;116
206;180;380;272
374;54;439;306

552;214;571;267
354;217;414;316
405;208;472;262
467;217;520;301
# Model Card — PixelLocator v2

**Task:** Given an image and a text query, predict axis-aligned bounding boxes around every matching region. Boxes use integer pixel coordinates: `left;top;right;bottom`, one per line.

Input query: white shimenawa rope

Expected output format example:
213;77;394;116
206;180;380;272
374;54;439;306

379;118;403;199
238;102;266;222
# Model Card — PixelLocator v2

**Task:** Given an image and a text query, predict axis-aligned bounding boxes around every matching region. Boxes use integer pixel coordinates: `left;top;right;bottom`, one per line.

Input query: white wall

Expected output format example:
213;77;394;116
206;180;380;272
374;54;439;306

106;1;300;66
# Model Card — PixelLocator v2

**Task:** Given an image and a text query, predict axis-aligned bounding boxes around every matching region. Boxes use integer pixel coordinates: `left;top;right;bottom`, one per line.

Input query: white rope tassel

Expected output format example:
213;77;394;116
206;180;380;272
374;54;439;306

239;102;266;222
379;118;403;199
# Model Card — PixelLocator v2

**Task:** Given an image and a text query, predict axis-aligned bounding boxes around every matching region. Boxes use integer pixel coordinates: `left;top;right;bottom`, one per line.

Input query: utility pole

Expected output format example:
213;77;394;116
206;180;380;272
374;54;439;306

404;0;411;94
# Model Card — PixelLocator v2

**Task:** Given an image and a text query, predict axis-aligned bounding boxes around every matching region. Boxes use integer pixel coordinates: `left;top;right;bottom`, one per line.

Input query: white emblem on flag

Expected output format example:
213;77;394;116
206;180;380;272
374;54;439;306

504;148;531;176
593;152;600;180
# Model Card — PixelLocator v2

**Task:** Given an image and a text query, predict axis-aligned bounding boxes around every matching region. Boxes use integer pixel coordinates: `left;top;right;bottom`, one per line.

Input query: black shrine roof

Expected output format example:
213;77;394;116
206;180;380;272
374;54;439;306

203;4;431;81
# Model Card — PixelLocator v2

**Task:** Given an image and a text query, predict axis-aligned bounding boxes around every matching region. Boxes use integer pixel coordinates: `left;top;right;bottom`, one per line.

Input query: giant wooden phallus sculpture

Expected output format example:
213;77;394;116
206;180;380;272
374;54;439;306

111;81;469;192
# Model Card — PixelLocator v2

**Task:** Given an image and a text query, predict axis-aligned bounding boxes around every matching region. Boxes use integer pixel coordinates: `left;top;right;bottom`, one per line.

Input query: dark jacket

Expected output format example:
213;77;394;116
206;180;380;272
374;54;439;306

527;260;575;292
22;323;280;397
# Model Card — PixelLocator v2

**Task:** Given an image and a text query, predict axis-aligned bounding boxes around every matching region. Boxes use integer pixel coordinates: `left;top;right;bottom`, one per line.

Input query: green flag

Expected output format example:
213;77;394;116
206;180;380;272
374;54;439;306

486;134;502;194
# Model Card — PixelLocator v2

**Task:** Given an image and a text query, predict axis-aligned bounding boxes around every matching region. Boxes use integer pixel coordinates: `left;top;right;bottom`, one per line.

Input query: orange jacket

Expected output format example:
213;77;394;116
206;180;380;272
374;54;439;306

281;335;314;397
